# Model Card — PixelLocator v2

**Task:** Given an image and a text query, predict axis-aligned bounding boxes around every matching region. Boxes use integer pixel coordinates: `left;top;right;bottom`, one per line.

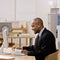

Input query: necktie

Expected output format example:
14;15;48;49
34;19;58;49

35;35;39;49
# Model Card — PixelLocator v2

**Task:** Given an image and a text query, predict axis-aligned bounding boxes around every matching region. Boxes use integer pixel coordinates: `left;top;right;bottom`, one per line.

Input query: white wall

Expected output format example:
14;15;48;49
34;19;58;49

0;0;15;21
0;0;36;22
0;0;60;35
0;0;59;26
0;0;60;48
35;0;50;28
0;0;59;37
16;0;36;21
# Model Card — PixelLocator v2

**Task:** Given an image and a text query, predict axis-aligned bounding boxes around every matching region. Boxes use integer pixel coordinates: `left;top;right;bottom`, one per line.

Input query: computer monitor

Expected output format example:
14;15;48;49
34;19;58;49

0;22;12;32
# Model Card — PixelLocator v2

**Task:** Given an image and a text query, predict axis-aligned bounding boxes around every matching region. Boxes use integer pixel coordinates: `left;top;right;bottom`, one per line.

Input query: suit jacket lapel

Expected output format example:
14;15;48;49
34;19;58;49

41;28;47;37
35;28;47;49
38;28;47;45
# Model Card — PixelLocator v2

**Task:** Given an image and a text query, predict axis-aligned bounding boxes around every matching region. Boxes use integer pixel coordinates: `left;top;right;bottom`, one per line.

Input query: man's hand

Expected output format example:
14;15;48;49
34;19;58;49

22;50;29;55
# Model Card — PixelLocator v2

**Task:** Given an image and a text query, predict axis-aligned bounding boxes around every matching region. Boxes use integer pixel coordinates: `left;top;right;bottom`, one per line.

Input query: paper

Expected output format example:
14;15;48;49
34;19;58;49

14;49;25;56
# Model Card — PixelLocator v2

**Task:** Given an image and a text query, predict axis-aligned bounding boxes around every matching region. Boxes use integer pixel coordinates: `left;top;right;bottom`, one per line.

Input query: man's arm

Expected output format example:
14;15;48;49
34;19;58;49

23;45;35;51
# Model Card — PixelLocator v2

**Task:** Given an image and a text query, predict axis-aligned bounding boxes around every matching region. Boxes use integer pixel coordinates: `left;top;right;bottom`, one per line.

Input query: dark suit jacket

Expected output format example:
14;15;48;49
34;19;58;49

23;28;56;60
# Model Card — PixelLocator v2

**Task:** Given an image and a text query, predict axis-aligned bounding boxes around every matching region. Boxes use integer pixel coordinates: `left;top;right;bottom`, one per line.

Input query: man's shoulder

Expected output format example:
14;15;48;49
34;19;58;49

42;28;54;37
44;28;53;34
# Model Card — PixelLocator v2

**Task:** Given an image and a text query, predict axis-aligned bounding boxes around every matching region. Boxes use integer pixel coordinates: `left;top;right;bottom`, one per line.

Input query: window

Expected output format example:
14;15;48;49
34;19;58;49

58;14;60;25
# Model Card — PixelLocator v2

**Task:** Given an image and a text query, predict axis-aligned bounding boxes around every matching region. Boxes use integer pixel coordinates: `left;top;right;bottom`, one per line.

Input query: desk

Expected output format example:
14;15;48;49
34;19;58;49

0;55;15;60
0;55;35;60
13;55;35;60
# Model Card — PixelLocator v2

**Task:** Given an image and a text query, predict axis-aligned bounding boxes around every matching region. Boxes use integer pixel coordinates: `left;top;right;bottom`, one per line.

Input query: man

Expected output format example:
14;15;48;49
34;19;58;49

22;17;56;60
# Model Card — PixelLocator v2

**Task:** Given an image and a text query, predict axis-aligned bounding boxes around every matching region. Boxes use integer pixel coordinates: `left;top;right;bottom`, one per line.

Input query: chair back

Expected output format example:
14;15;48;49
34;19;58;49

45;50;59;60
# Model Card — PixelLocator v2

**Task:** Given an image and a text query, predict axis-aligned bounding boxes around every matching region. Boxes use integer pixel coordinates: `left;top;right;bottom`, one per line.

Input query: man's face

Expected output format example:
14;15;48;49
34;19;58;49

31;20;41;34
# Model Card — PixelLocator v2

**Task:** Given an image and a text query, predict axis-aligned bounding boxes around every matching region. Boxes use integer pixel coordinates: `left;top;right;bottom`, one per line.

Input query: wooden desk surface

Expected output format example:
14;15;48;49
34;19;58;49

0;55;15;60
14;55;35;60
0;55;35;60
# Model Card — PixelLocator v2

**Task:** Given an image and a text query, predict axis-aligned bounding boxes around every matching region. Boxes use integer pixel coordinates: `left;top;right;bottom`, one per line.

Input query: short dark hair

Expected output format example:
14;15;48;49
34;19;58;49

34;17;43;26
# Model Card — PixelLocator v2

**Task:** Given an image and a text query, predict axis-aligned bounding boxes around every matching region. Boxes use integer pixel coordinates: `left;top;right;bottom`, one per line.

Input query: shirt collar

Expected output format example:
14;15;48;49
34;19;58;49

38;27;45;37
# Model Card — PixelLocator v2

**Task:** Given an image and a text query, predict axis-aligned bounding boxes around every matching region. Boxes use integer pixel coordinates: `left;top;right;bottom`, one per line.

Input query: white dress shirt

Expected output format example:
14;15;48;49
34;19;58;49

38;28;45;37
